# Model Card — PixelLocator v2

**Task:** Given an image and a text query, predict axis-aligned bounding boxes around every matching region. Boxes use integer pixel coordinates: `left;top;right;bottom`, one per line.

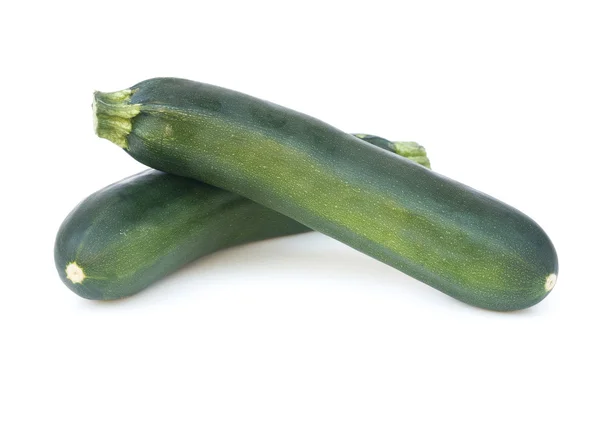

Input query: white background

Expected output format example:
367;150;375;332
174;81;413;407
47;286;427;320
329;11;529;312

2;1;599;421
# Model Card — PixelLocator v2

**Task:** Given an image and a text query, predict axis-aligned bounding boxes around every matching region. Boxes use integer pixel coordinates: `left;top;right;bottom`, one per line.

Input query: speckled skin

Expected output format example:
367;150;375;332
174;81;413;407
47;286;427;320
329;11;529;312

95;78;558;310
54;170;310;299
56;137;428;300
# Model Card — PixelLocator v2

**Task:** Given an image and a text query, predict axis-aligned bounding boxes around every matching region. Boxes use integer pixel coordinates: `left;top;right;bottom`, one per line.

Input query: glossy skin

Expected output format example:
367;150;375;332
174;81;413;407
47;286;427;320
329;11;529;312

56;136;427;300
54;170;309;299
95;78;558;310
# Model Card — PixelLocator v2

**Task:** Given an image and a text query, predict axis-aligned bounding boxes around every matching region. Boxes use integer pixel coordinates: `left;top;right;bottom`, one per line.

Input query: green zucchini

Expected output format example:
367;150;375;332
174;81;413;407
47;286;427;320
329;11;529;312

94;77;558;311
55;135;428;300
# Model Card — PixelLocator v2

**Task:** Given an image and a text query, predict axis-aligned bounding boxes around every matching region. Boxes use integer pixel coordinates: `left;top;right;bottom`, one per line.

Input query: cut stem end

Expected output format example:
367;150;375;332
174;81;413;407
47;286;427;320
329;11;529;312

545;273;557;292
93;89;141;149
66;262;86;284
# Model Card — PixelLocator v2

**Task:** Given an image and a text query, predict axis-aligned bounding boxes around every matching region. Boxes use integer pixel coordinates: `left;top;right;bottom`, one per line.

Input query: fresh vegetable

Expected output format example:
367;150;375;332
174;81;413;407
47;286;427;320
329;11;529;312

94;77;558;311
56;136;428;300
55;170;307;300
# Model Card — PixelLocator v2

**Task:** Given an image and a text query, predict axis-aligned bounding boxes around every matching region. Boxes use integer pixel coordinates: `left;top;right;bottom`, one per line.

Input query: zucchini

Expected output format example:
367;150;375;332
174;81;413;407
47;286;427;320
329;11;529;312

94;77;558;311
56;136;428;300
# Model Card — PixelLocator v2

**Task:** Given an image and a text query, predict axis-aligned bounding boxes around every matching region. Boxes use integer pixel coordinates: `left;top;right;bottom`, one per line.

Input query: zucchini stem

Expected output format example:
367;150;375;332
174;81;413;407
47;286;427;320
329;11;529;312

353;134;431;168
93;89;141;149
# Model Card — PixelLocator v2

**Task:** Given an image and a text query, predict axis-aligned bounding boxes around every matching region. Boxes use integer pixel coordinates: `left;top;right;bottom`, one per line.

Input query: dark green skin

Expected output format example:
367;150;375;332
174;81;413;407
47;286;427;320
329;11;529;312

56;135;427;300
96;78;558;311
54;170;309;299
